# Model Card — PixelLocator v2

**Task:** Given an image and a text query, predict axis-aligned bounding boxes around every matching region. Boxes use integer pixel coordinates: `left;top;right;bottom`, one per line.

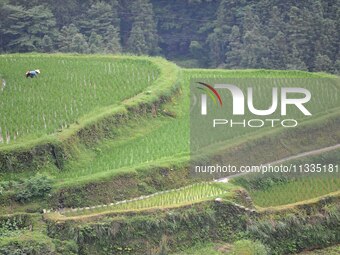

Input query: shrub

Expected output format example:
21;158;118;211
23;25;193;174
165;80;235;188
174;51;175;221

247;205;340;254
0;219;22;238
14;174;53;202
0;237;57;255
54;239;78;255
231;239;268;255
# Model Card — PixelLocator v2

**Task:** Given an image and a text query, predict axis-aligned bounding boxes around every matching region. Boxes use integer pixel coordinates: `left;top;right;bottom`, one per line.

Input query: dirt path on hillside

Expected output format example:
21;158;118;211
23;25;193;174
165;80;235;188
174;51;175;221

216;143;340;183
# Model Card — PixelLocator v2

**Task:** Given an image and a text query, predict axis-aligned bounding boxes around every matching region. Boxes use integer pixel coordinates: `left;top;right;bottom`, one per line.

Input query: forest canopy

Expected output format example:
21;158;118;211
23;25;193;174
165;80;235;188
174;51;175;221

0;0;339;73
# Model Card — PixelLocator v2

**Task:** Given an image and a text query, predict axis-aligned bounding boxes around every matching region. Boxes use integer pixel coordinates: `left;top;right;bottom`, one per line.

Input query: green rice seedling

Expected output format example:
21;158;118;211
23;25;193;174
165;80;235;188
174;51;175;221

250;174;340;207
52;68;339;186
0;54;159;145
61;182;232;217
234;149;340;207
1;55;338;194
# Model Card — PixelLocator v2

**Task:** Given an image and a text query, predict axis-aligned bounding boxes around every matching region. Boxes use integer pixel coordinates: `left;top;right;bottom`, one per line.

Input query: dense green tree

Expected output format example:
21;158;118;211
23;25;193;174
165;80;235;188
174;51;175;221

286;44;308;71
300;2;324;70
314;54;332;72
88;31;104;53
286;6;309;70
239;7;270;68
240;30;270;68
47;0;78;27
28;5;57;47
0;4;57;52
127;23;148;55
0;0;7;51
334;59;340;74
266;6;287;69
0;5;29;51
206;31;225;67
70;33;89;54
105;25;122;54
41;35;53;52
225;26;243;68
58;24;79;53
189;40;208;67
206;0;238;67
189;41;202;59
267;6;285;39
316;19;338;60
0;0;339;73
129;0;159;55
77;1;119;37
268;31;288;69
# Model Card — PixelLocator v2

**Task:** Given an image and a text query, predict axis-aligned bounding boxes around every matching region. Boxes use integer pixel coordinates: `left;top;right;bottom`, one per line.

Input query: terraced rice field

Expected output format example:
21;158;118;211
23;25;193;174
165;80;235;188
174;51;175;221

56;69;339;185
61;182;232;217
250;175;340;207
233;149;340;207
1;55;339;204
0;54;159;144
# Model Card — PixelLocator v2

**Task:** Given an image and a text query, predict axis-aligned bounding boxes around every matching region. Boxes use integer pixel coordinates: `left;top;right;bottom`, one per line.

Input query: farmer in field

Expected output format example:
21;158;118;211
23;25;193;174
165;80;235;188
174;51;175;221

25;69;40;78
